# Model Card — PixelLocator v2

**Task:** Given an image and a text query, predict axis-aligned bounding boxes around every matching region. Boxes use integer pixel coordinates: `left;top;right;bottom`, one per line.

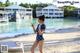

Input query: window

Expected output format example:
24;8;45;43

5;9;11;11
49;13;53;15
44;13;48;15
38;13;42;15
60;13;63;15
37;9;42;11
12;9;18;11
26;9;31;11
0;8;4;11
43;9;48;11
26;13;31;15
55;13;59;15
13;9;16;11
40;13;42;14
49;9;54;11
55;9;59;11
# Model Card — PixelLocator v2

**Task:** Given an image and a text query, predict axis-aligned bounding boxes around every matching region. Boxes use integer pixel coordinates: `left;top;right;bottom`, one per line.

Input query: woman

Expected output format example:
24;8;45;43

31;15;46;53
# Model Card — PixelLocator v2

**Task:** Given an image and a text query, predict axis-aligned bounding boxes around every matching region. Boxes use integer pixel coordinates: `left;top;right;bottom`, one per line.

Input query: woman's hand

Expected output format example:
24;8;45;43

31;24;34;27
38;30;45;35
31;24;36;33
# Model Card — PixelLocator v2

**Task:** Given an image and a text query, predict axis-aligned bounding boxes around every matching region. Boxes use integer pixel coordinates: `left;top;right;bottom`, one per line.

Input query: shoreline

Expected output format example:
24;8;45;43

0;26;80;40
0;31;80;42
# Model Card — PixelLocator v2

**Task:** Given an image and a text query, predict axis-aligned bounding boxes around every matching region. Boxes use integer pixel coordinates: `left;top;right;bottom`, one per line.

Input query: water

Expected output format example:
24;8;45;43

0;18;80;37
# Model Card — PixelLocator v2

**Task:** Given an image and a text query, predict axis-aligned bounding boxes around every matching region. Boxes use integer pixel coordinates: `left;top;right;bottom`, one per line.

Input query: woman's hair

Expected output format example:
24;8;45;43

38;15;45;21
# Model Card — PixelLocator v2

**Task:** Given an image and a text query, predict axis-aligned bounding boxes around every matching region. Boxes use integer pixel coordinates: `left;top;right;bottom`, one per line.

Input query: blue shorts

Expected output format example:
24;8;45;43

36;35;44;41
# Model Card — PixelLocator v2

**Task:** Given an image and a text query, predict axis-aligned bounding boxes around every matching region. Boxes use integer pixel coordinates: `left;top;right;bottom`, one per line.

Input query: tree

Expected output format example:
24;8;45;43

5;0;10;6
0;2;2;6
19;3;48;9
63;6;77;17
19;3;29;8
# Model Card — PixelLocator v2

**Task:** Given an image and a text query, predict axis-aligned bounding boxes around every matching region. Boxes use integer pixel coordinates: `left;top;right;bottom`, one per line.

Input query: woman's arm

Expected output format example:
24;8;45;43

32;24;36;33
38;30;45;35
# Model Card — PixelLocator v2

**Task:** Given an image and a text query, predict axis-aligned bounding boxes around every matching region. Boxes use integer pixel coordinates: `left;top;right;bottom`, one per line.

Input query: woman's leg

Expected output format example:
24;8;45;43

38;40;44;53
31;41;39;53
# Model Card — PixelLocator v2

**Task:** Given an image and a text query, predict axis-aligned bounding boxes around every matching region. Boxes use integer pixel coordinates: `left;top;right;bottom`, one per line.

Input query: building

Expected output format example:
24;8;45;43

72;8;80;18
36;5;64;18
74;9;80;15
0;5;33;22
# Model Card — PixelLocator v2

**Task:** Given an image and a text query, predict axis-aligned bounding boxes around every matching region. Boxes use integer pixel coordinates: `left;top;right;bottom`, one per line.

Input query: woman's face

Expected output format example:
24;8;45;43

38;19;41;23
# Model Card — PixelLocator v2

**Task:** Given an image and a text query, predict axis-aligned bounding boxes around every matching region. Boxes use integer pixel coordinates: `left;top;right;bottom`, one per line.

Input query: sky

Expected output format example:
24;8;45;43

0;0;54;4
0;0;79;4
0;0;80;8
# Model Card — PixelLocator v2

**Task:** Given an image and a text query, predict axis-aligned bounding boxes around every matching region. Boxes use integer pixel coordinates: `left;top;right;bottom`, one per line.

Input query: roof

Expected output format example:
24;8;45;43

43;5;59;9
5;5;26;9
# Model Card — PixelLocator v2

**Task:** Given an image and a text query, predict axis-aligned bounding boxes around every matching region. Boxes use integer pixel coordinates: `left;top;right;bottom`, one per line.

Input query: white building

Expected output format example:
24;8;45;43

0;5;33;22
73;8;80;18
74;9;80;14
36;5;64;18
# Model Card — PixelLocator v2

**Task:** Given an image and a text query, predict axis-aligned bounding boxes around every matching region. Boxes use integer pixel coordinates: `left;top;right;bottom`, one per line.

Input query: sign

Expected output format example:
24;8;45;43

57;1;80;5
